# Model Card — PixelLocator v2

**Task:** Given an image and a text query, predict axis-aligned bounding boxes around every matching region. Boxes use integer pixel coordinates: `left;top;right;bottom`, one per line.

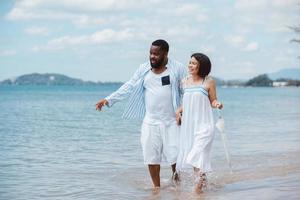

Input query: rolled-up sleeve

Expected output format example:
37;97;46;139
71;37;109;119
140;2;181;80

105;64;144;107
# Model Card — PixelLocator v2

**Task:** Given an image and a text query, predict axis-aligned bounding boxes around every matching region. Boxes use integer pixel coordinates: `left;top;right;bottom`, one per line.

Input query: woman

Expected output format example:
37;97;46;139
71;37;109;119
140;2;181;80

175;53;223;193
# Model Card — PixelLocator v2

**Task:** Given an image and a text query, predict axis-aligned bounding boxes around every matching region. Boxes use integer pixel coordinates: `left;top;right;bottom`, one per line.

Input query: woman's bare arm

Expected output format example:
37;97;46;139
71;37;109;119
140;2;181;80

207;78;223;109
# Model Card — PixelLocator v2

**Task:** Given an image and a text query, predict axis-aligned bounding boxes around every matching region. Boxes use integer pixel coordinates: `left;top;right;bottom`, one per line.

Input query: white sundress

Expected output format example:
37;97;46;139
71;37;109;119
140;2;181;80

176;77;215;173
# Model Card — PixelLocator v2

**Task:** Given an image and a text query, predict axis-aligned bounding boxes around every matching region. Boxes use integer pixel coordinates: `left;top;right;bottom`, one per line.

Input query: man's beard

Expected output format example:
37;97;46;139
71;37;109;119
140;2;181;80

150;58;164;68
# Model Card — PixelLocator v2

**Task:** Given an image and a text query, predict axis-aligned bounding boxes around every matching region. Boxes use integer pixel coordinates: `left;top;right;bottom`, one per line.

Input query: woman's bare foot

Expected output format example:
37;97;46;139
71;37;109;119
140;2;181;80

194;172;207;194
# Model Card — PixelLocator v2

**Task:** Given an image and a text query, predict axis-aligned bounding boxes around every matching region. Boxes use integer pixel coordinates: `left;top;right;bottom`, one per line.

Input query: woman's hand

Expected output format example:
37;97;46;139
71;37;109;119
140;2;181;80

216;102;223;109
212;100;223;109
175;107;183;125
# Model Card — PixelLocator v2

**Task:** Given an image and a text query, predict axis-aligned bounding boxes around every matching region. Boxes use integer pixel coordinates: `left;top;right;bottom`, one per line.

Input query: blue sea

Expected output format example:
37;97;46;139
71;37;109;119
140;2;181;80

0;85;299;200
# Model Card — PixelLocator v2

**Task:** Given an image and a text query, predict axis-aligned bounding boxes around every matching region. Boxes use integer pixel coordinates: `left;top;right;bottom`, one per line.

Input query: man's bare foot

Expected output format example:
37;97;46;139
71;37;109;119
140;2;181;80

152;186;160;195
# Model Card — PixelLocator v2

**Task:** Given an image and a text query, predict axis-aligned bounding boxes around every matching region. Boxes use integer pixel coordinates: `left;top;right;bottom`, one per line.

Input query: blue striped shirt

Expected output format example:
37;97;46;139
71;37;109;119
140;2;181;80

105;59;187;119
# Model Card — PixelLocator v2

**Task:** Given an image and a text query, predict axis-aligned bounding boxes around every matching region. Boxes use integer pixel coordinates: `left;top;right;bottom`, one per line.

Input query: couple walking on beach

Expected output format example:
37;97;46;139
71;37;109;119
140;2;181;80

96;39;223;193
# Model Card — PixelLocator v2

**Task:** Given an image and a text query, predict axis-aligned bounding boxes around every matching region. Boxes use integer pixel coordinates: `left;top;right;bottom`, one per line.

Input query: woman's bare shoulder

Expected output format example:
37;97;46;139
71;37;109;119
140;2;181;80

205;76;216;86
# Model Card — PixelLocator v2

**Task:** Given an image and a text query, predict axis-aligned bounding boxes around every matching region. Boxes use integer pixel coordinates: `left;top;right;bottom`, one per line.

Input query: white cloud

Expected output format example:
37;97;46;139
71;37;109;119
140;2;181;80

234;0;298;11
243;42;259;51
72;15;106;27
175;4;200;15
165;26;201;38
91;29;134;43
199;45;216;54
25;26;49;35
271;0;299;8
0;50;16;56
33;28;136;51
237;62;257;75
225;35;245;47
235;0;268;10
6;0;163;20
6;7;76;20
117;15;205;41
234;0;300;33
196;14;208;22
218;61;258;79
225;35;259;52
274;56;291;63
265;13;299;33
60;0;163;11
32;20;205;52
7;0;208;44
172;3;209;22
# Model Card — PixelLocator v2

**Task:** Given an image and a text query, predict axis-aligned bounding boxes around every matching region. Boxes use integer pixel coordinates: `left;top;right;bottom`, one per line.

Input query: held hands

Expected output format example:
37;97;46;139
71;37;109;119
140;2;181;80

175;110;182;126
95;99;108;111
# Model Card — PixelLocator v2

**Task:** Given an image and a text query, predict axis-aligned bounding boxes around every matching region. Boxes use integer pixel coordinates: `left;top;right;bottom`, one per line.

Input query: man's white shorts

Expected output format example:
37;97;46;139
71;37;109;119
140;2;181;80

140;121;180;165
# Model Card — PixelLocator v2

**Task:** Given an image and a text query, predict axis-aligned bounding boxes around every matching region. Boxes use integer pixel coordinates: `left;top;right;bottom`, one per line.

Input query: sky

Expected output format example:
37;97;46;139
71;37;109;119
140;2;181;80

0;0;299;82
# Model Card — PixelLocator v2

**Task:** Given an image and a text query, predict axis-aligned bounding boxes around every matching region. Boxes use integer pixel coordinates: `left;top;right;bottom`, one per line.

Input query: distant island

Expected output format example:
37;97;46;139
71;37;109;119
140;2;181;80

220;68;300;87
219;74;300;87
0;68;300;87
243;74;300;87
0;73;122;86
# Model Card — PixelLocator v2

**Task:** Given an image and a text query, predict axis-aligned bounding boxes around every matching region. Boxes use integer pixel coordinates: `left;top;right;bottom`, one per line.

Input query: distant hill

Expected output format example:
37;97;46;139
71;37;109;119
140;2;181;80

245;74;273;87
268;68;300;80
0;73;226;86
0;73;122;86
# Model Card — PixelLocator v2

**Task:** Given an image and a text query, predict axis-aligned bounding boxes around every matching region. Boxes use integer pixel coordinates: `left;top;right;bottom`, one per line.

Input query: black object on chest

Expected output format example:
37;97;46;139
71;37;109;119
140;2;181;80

161;75;170;86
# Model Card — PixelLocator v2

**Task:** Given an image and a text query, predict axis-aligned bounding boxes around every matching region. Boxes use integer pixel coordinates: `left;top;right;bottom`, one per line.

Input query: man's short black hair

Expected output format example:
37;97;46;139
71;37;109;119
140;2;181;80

191;53;211;78
152;39;169;52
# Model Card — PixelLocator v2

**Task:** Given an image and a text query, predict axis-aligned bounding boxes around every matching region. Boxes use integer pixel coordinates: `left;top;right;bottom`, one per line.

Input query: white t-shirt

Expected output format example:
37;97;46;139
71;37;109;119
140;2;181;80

143;68;175;124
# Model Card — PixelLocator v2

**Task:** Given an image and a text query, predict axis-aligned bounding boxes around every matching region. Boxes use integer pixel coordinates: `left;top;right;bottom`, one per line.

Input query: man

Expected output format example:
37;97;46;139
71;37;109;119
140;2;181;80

95;39;186;188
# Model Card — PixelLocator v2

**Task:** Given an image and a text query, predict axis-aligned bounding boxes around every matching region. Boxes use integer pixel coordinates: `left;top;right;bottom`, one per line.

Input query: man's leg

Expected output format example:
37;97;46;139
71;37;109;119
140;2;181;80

163;123;180;181
148;164;160;187
141;122;163;188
